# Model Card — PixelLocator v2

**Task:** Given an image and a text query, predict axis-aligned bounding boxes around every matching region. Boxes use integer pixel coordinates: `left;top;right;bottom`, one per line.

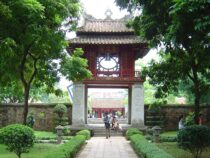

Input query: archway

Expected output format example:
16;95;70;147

86;88;130;125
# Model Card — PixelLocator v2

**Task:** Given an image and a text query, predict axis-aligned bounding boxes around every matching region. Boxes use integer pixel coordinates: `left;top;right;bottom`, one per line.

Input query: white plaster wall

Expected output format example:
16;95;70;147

131;83;144;127
72;83;85;126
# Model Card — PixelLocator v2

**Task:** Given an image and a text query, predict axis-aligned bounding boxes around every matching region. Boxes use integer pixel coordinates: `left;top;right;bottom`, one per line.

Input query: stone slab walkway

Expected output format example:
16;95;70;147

75;137;138;158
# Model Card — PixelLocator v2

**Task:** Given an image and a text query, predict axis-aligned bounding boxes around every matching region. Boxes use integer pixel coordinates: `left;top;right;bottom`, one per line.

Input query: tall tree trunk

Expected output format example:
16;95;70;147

192;63;201;124
194;85;201;124
23;85;30;125
20;44;37;125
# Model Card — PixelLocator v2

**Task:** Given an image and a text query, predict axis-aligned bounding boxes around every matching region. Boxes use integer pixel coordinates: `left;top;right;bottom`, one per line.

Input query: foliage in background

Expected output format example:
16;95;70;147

177;125;210;158
116;0;210;123
0;0;80;124
148;100;166;112
0;83;68;103
184;112;196;126
0;81;24;103
60;48;92;82
0;124;35;158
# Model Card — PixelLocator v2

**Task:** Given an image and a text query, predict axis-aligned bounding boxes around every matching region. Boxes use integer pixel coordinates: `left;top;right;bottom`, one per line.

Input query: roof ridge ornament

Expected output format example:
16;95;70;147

105;9;113;19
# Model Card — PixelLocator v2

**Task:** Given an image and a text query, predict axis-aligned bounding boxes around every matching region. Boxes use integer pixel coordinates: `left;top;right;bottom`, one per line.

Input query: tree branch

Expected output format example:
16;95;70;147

19;42;35;87
29;57;38;85
186;72;195;83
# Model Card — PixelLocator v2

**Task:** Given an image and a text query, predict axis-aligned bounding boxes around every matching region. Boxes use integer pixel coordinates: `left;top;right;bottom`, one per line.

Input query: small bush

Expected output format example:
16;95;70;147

76;129;90;140
63;127;71;136
126;128;143;140
54;104;68;126
0;124;35;158
145;134;153;141
160;136;177;142
54;104;67;118
177;125;210;158
44;135;86;158
130;134;174;158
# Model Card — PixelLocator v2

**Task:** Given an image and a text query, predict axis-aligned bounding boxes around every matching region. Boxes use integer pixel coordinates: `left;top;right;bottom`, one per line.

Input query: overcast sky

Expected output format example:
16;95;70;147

80;0;128;19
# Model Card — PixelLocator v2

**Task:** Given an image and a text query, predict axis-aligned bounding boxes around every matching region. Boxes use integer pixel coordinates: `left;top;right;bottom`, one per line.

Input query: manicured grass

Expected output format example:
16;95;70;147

161;131;177;137
157;142;210;158
0;143;59;158
34;131;57;139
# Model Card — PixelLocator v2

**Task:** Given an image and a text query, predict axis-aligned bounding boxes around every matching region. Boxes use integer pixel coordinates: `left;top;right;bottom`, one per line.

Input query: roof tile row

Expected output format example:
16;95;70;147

70;35;144;44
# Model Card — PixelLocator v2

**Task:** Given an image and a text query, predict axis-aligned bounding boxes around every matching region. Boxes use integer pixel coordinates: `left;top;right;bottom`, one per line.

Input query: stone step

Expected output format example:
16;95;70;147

94;132;123;137
93;129;123;136
94;134;122;137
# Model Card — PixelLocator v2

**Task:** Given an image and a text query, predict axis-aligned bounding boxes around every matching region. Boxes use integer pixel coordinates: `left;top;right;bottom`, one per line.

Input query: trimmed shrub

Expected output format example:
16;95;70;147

160;136;177;142
130;134;174;158
54;104;68;126
126;128;143;140
44;135;86;158
177;125;210;158
0;124;35;158
54;104;67;118
76;129;91;140
63;127;71;136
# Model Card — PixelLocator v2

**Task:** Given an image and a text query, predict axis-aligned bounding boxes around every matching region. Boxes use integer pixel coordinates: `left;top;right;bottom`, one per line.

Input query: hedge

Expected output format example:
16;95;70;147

76;130;91;140
126;128;143;140
130;134;174;158
160;136;177;142
44;135;86;158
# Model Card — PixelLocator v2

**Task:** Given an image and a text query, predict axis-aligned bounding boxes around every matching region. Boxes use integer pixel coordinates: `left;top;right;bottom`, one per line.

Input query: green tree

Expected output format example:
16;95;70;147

60;48;92;82
116;0;210;123
0;81;24;103
177;125;210;158
0;82;63;103
0;124;35;158
0;0;80;124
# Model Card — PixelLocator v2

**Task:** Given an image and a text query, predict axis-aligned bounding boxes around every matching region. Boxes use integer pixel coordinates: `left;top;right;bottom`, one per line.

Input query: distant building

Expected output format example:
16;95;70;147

91;99;125;118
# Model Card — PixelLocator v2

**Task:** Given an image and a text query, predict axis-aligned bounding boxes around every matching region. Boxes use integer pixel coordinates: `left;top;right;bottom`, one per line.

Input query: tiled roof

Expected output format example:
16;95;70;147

69;35;144;44
69;14;147;45
77;19;133;33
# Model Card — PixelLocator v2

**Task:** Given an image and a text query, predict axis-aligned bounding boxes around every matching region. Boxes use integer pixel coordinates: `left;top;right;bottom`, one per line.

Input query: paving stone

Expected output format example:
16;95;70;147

75;137;138;158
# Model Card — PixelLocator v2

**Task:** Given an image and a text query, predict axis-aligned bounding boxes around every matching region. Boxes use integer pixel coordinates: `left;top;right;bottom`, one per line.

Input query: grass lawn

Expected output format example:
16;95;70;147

0;143;59;158
157;142;210;158
34;131;57;139
161;131;177;137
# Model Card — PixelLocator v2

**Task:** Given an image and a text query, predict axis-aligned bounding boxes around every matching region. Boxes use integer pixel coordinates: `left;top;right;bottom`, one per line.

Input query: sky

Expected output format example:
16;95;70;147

59;0;158;91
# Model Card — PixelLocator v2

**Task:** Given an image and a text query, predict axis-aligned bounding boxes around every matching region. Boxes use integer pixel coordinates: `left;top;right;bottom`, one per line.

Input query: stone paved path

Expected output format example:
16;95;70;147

75;137;138;158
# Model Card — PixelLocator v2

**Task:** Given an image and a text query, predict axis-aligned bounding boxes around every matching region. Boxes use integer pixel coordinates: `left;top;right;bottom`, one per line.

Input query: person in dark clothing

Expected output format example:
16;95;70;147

103;112;110;139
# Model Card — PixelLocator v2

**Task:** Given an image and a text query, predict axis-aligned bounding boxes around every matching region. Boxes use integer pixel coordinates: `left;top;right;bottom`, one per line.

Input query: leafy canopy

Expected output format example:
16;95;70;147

60;48;92;82
0;0;80;123
0;124;35;158
116;0;210;121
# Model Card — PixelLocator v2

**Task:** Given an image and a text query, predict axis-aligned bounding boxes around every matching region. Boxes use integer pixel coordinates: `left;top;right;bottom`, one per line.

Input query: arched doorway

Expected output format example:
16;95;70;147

86;88;130;125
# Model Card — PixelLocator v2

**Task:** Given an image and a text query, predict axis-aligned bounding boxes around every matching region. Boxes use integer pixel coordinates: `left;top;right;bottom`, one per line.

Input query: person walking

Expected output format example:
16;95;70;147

178;114;185;130
103;112;111;139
